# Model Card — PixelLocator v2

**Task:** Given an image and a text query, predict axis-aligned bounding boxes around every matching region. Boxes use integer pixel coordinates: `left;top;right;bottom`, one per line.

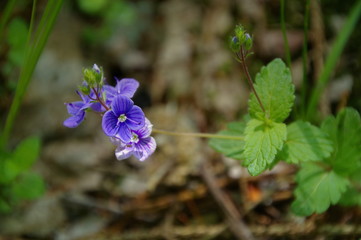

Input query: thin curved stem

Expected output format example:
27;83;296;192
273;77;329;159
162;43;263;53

152;129;243;141
91;87;110;111
238;47;266;113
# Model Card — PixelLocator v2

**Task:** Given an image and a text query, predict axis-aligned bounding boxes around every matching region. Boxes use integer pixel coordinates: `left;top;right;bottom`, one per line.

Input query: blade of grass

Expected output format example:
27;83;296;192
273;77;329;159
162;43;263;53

0;0;18;39
280;0;291;68
301;0;311;119
306;0;361;121
0;0;64;149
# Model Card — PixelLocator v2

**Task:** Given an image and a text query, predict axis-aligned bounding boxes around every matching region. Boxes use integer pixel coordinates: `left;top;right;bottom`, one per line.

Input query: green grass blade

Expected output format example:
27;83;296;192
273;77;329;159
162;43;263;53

301;0;310;119
306;0;361;121
0;0;64;149
0;0;18;39
280;0;291;68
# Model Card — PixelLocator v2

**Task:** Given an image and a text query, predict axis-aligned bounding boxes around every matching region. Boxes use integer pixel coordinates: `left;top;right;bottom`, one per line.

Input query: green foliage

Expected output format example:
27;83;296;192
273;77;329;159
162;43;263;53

244;119;286;176
12;137;41;172
209;39;361;216
338;170;361;206
305;0;361;120
321;108;361;176
0;0;64;148
1;17;28;84
291;162;349;216
0;137;44;213
292;109;361;216
81;0;141;46
10;172;45;201
279;121;333;164
0;0;59;213
77;0;108;15
208;121;245;160
249;58;295;122
6;18;28;66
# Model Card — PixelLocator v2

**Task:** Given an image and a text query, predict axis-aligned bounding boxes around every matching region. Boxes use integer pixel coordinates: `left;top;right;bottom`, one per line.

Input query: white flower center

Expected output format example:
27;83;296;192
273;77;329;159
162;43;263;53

118;114;127;122
131;132;139;143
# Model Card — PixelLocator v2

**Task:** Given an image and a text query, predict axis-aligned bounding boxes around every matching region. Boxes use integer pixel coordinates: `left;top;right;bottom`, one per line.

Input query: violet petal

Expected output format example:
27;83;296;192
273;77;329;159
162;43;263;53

118;124;132;142
126;105;145;130
102;111;119;136
111;95;133;116
115;78;139;98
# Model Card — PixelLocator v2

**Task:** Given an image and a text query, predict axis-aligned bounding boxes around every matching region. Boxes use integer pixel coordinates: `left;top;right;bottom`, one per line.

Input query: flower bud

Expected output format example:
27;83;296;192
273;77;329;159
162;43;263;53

83;64;103;87
243;33;253;51
78;84;91;95
234;25;246;43
83;68;96;86
231;24;253;52
229;36;241;53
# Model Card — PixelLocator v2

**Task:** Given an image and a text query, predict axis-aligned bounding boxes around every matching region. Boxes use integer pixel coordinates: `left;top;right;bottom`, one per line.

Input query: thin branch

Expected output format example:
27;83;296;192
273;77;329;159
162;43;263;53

200;161;255;240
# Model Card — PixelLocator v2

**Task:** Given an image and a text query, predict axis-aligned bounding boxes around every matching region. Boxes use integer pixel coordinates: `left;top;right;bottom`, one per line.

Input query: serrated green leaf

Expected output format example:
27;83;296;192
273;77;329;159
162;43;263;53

249;58;295;122
321;108;361;175
338;168;361;206
13;136;41;172
209;121;245;160
279;121;333;164
243;119;286;176
291;162;349;216
10;172;45;201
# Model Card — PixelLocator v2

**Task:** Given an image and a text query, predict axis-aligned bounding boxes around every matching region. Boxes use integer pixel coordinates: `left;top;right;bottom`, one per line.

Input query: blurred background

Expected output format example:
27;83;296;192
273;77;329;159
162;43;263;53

0;0;360;239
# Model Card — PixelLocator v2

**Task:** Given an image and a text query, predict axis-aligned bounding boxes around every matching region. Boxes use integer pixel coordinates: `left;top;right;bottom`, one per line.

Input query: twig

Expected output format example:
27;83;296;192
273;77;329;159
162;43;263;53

200;161;255;240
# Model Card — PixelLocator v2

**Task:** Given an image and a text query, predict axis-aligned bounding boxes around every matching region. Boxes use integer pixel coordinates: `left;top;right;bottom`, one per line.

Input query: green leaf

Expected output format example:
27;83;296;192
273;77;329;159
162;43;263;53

338;166;361;206
279;121;333;164
6;18;28;66
249;58;295;122
243;119;286;176
209;121;246;160
13;136;41;172
77;0;108;15
0;156;20;184
291;162;349;216
321;108;361;175
0;198;12;214
10;172;45;201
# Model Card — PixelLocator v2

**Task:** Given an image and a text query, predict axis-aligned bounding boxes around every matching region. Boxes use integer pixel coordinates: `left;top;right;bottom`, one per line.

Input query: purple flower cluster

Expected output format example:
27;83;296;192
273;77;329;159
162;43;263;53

64;64;156;161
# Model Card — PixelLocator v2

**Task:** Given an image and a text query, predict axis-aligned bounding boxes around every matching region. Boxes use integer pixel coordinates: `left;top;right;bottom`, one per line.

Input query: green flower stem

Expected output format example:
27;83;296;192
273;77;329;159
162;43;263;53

280;0;291;68
306;0;361;121
239;46;266;114
152;129;244;141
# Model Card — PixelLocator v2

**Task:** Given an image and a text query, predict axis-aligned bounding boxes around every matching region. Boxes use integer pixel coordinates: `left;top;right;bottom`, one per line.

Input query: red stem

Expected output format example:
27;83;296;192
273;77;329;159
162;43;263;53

238;47;266;113
91;87;110;111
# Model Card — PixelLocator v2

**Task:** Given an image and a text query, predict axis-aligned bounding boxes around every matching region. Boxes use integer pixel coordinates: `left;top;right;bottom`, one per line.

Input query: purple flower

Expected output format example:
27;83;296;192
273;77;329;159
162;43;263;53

111;119;156;161
63;91;93;128
104;78;139;104
102;95;145;142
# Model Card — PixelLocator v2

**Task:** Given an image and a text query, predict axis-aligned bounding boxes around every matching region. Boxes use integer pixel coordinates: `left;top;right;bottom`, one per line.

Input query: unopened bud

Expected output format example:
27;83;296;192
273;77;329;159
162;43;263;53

229;36;241;53
243;33;253;51
79;84;91;95
83;64;103;87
